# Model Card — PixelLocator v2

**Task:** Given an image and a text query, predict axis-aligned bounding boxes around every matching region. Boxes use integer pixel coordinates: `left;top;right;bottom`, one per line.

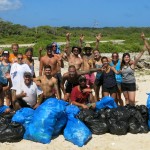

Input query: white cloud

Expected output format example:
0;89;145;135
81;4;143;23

0;0;22;11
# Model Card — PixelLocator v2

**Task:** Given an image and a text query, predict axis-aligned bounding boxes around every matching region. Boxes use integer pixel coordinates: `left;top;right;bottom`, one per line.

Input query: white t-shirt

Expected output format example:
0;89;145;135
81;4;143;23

15;81;43;107
10;63;32;89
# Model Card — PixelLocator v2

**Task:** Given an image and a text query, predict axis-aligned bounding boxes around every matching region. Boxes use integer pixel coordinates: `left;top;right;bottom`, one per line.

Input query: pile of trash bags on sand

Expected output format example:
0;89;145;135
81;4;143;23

0;95;150;147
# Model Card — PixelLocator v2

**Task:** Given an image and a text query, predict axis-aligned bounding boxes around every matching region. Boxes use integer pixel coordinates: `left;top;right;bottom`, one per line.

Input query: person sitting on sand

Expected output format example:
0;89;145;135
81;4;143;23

70;75;95;109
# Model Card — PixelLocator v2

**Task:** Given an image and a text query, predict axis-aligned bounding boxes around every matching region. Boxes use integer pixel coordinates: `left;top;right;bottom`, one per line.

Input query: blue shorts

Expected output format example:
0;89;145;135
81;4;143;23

0;105;9;114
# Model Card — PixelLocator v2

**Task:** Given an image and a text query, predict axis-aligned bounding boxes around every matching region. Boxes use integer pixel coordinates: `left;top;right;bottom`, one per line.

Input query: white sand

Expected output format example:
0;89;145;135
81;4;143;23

1;58;150;150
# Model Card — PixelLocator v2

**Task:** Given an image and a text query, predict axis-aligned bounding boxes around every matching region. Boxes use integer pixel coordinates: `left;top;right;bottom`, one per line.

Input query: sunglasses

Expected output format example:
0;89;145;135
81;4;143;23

3;55;9;57
18;58;23;60
52;45;57;47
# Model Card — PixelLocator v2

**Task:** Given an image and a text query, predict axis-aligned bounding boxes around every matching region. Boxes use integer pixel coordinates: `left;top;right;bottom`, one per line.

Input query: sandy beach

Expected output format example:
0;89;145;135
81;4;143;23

1;55;150;150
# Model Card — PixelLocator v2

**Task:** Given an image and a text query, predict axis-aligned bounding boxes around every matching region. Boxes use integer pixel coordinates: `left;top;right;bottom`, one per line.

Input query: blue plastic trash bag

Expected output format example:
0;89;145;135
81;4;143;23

12;108;34;129
64;105;92;147
52;111;67;137
146;93;150;130
24;98;67;144
65;105;80;117
146;93;150;109
96;96;117;111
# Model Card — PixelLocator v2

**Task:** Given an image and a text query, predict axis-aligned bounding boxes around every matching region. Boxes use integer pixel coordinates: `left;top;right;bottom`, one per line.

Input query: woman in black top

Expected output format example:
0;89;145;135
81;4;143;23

101;57;121;99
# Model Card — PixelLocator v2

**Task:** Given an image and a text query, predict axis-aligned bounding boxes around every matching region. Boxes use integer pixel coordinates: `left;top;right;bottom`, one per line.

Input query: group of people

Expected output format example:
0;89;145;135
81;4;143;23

0;32;149;114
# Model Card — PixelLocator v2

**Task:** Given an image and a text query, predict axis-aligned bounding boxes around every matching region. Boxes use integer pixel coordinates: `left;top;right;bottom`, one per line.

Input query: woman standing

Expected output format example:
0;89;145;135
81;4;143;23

121;48;146;105
100;56;120;99
110;52;124;106
0;51;12;106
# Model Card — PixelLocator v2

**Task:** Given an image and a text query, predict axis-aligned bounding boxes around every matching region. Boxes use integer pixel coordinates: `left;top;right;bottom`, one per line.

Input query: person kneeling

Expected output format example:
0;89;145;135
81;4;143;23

12;72;43;111
70;76;95;109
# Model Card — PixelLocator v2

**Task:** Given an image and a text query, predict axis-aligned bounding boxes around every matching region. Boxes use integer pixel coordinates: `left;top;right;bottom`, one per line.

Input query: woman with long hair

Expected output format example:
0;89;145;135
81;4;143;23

121;48;146;105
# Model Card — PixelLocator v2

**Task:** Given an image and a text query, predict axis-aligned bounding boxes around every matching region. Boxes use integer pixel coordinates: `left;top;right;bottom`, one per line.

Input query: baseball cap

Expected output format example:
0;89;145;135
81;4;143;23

2;50;9;56
24;72;32;77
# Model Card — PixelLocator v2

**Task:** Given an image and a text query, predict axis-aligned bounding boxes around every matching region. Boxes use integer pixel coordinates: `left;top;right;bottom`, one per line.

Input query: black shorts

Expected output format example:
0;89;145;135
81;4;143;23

65;82;78;93
121;83;136;92
102;85;118;94
94;77;103;86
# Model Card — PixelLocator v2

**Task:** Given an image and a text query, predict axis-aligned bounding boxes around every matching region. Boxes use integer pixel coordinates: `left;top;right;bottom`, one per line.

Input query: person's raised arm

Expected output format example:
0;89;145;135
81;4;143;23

133;46;146;67
95;33;102;50
79;34;84;48
65;33;71;56
141;32;150;54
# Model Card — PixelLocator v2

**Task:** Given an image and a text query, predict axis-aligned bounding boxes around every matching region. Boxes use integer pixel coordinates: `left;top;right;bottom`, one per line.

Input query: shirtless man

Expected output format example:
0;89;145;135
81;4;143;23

39;44;63;98
61;65;102;101
39;44;63;76
65;33;83;70
34;65;60;102
81;33;102;87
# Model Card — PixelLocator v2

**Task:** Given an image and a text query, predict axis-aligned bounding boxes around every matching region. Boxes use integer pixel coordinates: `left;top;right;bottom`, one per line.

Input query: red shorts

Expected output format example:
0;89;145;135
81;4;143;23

84;73;95;86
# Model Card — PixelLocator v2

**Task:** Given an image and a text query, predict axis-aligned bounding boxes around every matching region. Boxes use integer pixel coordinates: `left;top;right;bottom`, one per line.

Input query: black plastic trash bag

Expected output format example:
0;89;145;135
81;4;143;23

0;115;10;125
77;108;108;135
108;119;128;135
0;122;25;143
126;105;149;134
107;107;130;135
128;110;149;134
136;105;148;123
77;109;95;122
84;115;108;135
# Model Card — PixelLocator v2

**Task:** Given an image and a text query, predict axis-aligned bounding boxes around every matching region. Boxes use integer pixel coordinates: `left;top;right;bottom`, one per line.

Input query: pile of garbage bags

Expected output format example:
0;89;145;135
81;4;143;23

0;96;150;147
77;105;149;135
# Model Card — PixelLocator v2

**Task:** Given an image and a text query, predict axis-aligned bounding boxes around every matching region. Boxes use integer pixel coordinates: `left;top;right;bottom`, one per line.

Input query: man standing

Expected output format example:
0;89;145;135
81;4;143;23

9;43;19;63
81;33;102;87
39;45;63;98
39;45;63;76
12;72;43;110
65;33;83;70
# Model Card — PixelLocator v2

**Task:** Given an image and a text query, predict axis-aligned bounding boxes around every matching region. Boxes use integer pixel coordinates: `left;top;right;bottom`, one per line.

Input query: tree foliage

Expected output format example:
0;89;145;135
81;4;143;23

0;19;150;56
